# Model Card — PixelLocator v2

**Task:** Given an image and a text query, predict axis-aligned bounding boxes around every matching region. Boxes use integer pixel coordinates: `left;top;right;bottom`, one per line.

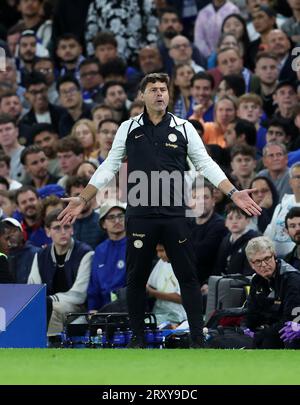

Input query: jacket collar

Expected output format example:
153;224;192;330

131;112;186;128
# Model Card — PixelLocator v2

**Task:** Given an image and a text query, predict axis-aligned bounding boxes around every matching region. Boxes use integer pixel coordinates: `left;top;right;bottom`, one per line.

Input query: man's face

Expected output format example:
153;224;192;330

104;85;127;110
266;125;287;144
286;216;300;245
92;108;113;129
225;211;249;234
159;12;182;38
34;60;55;86
0;96;22;119
97;121;118;152
139;48;162;74
24;151;49;180
46;220;73;248
33;131;58;157
193;186;215;218
56;39;82;63
248;250;276;279
26;83;49;113
79;63;102;90
255;57;279;85
17;190;40;220
267;30;290;57
5;225;24;250
95;44;118;64
59;82;81;109
169;36;192;64
231;154;256;177
0;123;18;148
19;36;36;63
263;145;288;173
19;0;41;17
57;151;83;175
142;81;169;114
218;49;243;76
191;79;212;107
102;208;125;237
273;85;298;111
237;102;261;124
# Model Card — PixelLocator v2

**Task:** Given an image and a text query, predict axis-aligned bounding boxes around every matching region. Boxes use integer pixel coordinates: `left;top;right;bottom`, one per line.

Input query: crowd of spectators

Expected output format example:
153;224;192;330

2;0;300;342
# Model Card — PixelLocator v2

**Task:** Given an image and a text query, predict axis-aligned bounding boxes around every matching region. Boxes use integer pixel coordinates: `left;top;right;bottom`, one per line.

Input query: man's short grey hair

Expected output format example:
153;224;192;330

245;236;276;261
289;162;300;178
263;141;287;157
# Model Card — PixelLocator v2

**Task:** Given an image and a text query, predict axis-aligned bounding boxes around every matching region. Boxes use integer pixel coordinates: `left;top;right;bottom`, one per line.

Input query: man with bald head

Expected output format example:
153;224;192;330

138;46;163;75
266;29;296;81
169;35;204;75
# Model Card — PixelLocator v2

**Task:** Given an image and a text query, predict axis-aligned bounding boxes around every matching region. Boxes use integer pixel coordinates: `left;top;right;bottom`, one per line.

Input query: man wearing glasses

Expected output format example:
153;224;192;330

28;208;94;335
87;200;127;313
245;236;300;349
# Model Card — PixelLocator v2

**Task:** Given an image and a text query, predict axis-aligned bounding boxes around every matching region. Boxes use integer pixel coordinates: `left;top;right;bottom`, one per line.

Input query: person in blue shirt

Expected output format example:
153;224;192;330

88;200;126;311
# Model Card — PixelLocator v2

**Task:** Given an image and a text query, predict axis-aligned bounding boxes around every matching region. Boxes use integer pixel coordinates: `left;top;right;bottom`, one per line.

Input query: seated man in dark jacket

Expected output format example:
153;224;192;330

0;222;14;283
214;203;259;276
28;208;94;335
2;217;40;283
191;181;228;293
245;236;300;349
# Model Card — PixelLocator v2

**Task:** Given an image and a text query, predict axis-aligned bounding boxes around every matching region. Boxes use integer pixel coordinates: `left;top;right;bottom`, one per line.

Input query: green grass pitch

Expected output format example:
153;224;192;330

1;349;300;385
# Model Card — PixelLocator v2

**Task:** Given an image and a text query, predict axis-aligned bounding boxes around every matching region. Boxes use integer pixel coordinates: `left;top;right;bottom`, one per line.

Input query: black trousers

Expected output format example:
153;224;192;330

126;216;204;340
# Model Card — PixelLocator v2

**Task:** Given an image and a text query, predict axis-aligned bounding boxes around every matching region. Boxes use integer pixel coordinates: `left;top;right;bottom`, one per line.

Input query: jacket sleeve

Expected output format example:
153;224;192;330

27;253;42;284
264;203;281;239
185;121;228;187
88;120;128;190
50;251;94;305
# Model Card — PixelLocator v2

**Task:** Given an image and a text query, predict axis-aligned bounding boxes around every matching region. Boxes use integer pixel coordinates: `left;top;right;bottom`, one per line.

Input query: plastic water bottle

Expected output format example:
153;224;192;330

154;329;164;349
203;327;211;342
144;327;154;348
124;328;133;345
90;328;102;348
112;328;125;348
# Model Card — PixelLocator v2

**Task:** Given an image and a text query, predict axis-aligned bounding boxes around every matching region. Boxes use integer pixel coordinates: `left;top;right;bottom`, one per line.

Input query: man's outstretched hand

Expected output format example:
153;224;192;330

231;189;262;216
58;197;86;225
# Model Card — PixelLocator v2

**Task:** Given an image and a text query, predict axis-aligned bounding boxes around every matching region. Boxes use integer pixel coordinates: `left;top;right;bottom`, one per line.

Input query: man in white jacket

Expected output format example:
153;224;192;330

28;208;93;335
265;162;300;257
